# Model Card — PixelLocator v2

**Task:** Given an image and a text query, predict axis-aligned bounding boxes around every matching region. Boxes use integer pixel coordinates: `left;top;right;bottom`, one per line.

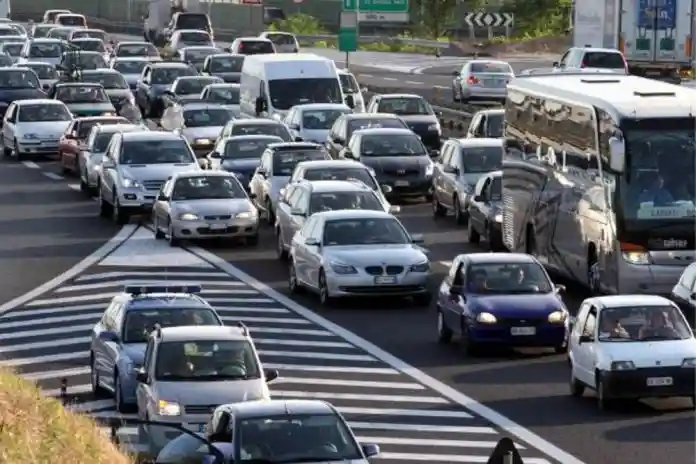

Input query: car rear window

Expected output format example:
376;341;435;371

582;52;625;69
239;41;274;54
470;62;512;74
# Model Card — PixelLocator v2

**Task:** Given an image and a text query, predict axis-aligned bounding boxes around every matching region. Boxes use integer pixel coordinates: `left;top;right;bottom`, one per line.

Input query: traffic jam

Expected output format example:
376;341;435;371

2;4;696;463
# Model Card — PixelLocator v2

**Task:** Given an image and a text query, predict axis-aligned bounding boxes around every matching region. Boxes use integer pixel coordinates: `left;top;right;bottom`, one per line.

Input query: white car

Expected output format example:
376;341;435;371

1;99;72;160
259;31;299;53
288;209;431;306
337;69;366;113
227;37;275;55
167;29;214;51
568;295;696;410
283;103;351;144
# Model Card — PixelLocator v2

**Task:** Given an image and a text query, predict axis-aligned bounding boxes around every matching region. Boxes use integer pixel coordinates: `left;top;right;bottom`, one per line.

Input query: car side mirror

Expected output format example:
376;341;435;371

345;94;355;109
209;151;221;159
157;194;169;201
264;368;279;382
690;292;696;300
410;234;424;244
473;194;483;202
361;443;380;458
304;237;320;246
255;96;266;114
290;208;305;217
135;368;149;383
381;184;392;194
452;70;460;76
578;335;593;344
98;331;119;343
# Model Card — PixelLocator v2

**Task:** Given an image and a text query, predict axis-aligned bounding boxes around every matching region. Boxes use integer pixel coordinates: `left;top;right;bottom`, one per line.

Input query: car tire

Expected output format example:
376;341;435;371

596;373;613;410
276;229;288;260
432;194;446;218
453;196;466;224
90;353;108;397
14;140;21;161
168;220;180;247
288;259;301;293
569;368;585;397
265;197;275;226
113;194;129;225
318;269;334;307
114;371;129;413
98;186;113;218
437;309;453;344
153;217;165;240
467;220;480;244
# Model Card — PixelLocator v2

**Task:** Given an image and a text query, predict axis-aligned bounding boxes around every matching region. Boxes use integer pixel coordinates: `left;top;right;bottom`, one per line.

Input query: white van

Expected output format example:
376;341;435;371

240;53;352;119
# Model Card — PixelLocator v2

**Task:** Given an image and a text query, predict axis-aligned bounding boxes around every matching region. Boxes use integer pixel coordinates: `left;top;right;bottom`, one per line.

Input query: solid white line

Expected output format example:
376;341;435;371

0;336;85;353
360;436;516;449
0;311;98;330
235;316;309;325
254;338;352;348
21;160;39;169
43;171;63;180
188;244;587;464
0;351;87;367
1;323;93;341
259;350;373;362
272;391;447;403
205;297;274;303
264;364;399;375
23;366;90;381
434;85;449;89
55;280;253;293
358;73;373;77
68;399;116;413
75;271;231;282
43;383;91;397
383;77;397;81
405;81;423;85
217;306;288;314
338;406;472;418
67;183;80;191
439;260;453;268
0;225;138;316
276;377;424;389
349;422;496;434
377;454;550;463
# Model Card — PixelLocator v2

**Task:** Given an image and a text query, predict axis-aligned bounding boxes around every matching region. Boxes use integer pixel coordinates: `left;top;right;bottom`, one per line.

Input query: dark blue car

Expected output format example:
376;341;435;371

436;253;569;354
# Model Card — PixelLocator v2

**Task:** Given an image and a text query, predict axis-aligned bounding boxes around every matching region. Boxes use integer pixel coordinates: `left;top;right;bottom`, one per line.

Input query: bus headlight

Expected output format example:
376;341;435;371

621;251;650;265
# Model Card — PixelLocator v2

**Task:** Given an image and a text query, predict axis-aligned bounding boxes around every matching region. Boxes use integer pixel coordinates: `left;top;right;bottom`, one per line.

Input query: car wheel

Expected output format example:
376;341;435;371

437;309;453;344
114;371;129;413
265;197;275;226
90;354;107;397
453;196;466;224
467;220;480;243
168;220;180;247
288;259;301;293
112;194;129;225
276;229;288;260
318;269;333;307
432;194;446;218
14;140;21;161
569;368;585;397
596;373;613;410
153;217;165;240
98;186;113;218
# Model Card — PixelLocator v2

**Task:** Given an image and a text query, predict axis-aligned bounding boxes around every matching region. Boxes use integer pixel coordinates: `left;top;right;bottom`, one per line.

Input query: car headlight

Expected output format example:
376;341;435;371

195;138;212;145
409;261;430;272
329;261;357;274
121;177;140;188
476;312;497;324
494;213;502;222
236;211;257;219
22;133;39;140
622;251;650;265
427;123;441;134
681;358;696;368
157;400;181;416
425;163;434;176
610;361;636;371
179;212;199;221
547;310;567;323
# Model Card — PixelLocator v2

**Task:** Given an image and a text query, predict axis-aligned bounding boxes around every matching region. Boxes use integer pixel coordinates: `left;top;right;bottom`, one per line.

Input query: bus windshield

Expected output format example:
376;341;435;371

619;118;695;222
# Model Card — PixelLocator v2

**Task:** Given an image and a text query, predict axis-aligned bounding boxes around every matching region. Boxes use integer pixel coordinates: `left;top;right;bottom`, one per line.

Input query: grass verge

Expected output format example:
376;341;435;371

0;367;133;464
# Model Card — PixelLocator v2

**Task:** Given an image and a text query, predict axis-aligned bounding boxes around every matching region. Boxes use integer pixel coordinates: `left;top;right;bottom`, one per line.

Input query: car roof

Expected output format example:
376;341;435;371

207;83;239;88
314;209;392;220
234;118;282;126
268;142;322;150
122;294;209;310
176;75;215;81
223;134;283;143
180;102;227;111
298;179;371;193
353;127;414;136
74;115;127;122
453;137;504;147
21;61;56;67
118;41;151;46
93;123;144;134
237;36;272;42
464;252;539;264
112;56;152;62
297;160;364;170
468;59;511;66
71;37;103;42
150;61;192;68
181;45;219;51
15;98;65;106
584;295;674;309
173;170;237;180
209;53;244;59
573;47;622;54
378;93;422;99
174;29;210;35
29;37;63;43
121;131;182;141
81;69;118;74
158;325;247;342
225;399;335;418
345;113;401;120
292;103;350;111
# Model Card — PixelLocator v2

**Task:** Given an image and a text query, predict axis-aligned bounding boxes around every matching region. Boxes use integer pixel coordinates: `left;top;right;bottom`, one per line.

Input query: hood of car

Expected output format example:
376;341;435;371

121;163;199;183
323;244;426;266
467;293;563;316
359;155;429;172
154;378;268;406
171;198;254;217
183;126;224;142
121;343;147;365
17;121;71;139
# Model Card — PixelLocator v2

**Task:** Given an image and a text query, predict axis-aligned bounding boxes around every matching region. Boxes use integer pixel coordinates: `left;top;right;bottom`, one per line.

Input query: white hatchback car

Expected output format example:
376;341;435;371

1;98;72;160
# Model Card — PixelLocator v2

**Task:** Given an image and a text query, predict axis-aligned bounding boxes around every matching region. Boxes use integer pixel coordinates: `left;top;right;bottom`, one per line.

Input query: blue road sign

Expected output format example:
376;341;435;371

637;0;676;30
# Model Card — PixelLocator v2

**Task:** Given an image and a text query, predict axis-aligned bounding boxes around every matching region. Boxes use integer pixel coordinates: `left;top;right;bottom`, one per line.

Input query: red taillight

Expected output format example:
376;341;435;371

467;76;479;84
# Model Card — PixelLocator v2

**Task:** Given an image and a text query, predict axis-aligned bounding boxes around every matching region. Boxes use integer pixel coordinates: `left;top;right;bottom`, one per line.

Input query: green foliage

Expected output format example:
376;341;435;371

410;0;459;38
268;13;325;36
502;0;572;37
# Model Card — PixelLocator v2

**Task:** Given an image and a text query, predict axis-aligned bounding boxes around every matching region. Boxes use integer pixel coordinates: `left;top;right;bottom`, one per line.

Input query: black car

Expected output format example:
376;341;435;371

366;93;442;152
161;75;223;108
0;68;45;116
338;127;433;200
325;112;409;158
465;170;503;250
201;53;244;83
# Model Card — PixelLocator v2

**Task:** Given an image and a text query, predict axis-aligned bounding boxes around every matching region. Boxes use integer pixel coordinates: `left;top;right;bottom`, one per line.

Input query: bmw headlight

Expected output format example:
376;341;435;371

476;312;497;324
236;211;257;219
195;138;212;145
179;212;200;221
622;251;650;265
121;177;141;188
329;261;357;274
157;400;181;416
610;361;636;371
547;310;567;324
409;261;430;272
425;163;434;176
494;213;502;222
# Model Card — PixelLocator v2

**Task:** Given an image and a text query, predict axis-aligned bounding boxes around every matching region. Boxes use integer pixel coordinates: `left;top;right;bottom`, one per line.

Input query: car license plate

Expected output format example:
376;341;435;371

646;377;673;387
209;224;226;231
374;276;397;285
394;180;409;187
510;327;536;336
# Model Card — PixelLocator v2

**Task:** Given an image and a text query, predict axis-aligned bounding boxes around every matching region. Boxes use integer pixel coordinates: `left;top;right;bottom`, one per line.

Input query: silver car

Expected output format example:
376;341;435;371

276;179;391;260
160;102;236;157
110;57;150;90
452;60;514;104
17;38;64;67
201;53;244;83
283;102;352;144
17;60;58;92
177;45;221;71
135;325;277;454
0;40;25;63
98;131;201;224
288;209;431;306
200;83;241;115
79;68;136;110
152;171;259;246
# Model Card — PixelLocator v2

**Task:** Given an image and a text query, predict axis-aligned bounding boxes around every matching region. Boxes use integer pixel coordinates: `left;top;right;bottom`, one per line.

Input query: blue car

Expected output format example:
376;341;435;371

435;253;570;354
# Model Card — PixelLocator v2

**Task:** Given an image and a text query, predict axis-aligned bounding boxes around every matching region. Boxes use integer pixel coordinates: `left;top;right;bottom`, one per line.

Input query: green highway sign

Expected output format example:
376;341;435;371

342;0;409;22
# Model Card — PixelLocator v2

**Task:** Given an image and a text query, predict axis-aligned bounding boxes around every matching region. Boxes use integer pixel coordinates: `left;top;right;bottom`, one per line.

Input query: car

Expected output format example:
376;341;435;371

152;171;259;245
466;170;503;250
436;253;569;354
0;25;24;39
325;113;409;159
79;123;148;195
283;103;352;144
18;61;58;91
161;75;223;107
89;284;224;412
0;41;25;63
49;82;116;117
135;324;278;454
554;47;628;75
68;28;108;42
670;262;696;326
208;134;283;188
0;68;45;118
1;99;72;160
157;400;379;463
218;117;293;143
200;83;240;113
17;38;65;67
110;57;151;90
30;24;56;39
163;11;213;42
167;29;214;50
365;93;441;152
451;60;514;104
339;127;434;200
337;68;366;113
112;40;160;60
276;179;391;260
176;45;221;71
465;108;504;139
6;23;27;38
68;37;109;62
46;27;75;41
289;209;430;306
57;50;108;75
78;69;135;112
250;142;331;224
59;115;131;174
259;31;299;53
201;53;244;83
42;9;72;24
54;13;86;28
135;61;198;119
227;36;275;55
160;102;236;157
432;138;504;223
98;131;201;224
567;295;696;409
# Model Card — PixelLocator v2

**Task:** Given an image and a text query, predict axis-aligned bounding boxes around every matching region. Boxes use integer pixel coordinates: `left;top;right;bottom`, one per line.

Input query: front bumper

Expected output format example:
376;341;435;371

379;176;433;198
470;319;568;346
602;366;696;399
118;189;157;211
17;141;60;155
326;270;430;298
172;217;259;239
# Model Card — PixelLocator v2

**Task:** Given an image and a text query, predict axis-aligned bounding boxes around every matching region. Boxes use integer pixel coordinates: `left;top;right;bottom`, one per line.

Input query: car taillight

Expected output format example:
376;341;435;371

468;76;479;84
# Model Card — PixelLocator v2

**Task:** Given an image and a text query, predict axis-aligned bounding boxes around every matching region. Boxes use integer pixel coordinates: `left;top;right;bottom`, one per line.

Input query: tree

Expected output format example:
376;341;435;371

411;0;459;37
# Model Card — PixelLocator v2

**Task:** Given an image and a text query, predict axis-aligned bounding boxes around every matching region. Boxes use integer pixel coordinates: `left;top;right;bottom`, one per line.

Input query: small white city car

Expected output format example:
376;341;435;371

568;295;696;410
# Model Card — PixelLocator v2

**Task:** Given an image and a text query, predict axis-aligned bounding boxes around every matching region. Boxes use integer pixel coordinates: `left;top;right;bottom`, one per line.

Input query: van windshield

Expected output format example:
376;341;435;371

268;78;342;110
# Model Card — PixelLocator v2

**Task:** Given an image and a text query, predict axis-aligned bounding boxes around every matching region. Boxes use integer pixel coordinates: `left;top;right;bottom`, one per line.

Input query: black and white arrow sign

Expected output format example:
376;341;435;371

464;12;514;28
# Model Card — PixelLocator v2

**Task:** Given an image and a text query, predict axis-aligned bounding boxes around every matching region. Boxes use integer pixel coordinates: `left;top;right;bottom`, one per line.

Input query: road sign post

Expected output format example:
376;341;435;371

339;11;358;66
343;0;409;23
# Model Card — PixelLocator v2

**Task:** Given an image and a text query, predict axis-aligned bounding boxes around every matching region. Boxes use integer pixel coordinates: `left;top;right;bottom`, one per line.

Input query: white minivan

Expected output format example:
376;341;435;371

240;53;353;120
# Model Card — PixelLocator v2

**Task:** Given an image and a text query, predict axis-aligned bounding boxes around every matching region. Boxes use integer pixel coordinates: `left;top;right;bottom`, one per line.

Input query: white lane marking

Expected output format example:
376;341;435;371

0;336;86;353
254;338;353;348
378;453;551;463
275;377;425;389
259;350;374;362
264;364;399;375
0;323;93;341
349;422;495;434
0;225;137;317
383;77;397;81
359;73;373;77
0;311;100;330
55;279;250;292
244;327;332;336
236;316;309;325
4;303;101;317
434;85;449;89
274;391;448;403
75;270;230;282
338;406;472;418
24;292;274;306
21;161;40;169
188;244;588;464
67;183;80;191
405;81;423;85
362;436;521;449
216;305;289;314
43;171;63;181
23;366;90;381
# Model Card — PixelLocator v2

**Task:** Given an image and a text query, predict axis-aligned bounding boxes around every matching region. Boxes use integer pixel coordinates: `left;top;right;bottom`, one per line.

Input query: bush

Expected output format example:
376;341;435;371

0;367;133;464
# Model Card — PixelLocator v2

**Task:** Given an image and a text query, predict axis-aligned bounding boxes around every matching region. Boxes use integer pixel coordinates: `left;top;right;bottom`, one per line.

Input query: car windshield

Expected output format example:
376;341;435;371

582;52;625;69
183;108;232;127
179;32;211;44
1;43;22;56
82;72;128;89
269;78;343;110
310;191;383;214
122;308;220;343
71;30;107;41
239;40;274;54
347;118;406;138
224;137;280;159
117;43;159;57
360;133;426;156
470;62;513;73
155;340;260;380
113;60;148;75
120;139;194;164
78;118;127;138
172;175;246;200
303;168;378;190
209;55;244;73
29;42;63;58
598;305;692;341
302;108;348;130
17;104;71;122
0;27;20;37
92;132;117;152
484;112;504;137
25;64;57;80
377;97;432;115
56;85;109;103
238;414;362;462
205;86;240;104
73;40;106;53
175;78;217;95
177;14;210;30
0;69;39;89
48;29;72;40
151;67;197;85
184;48;218;62
232;123;291;141
58;15;85;27
339;73;359;93
467;262;553;294
273;150;329;175
323;217;409;246
461;146;503;173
